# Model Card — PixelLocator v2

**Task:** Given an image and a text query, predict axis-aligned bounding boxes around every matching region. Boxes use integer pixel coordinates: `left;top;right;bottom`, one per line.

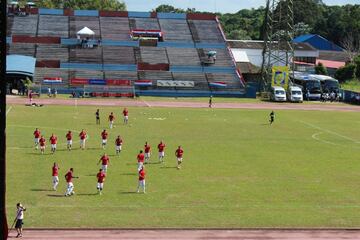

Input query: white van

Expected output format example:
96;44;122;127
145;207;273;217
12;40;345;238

270;86;287;102
287;86;303;102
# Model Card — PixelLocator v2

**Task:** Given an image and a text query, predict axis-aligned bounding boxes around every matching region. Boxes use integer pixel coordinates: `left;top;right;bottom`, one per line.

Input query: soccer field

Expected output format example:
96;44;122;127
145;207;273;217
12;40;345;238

5;104;360;228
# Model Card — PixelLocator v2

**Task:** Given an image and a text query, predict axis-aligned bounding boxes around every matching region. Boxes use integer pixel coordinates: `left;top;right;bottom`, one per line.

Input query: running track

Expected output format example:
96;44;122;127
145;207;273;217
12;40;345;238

6;96;360;112
5;96;360;239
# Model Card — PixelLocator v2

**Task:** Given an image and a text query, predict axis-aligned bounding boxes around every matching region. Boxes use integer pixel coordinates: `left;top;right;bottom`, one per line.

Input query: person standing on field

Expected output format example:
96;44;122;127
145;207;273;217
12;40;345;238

52;162;60;190
64;168;78;196
15;203;26;238
115;135;123;155
101;129;108;149
49;133;58;154
98;153;110;173
79;129;87;150
137;150;145;171
158;140;166;163
96;169;106;195
39;135;46;154
137;166;146;193
144;142;151;164
269;111;275;125
33;128;41;149
175;146;184;169
95;109;100;125
123;108;129;124
209;95;213;108
108;112;115;129
66;130;73;151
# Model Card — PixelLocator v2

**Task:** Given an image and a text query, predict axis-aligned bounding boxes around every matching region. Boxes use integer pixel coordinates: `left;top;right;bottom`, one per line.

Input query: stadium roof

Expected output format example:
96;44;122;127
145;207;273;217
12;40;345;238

6;55;36;77
293;34;343;51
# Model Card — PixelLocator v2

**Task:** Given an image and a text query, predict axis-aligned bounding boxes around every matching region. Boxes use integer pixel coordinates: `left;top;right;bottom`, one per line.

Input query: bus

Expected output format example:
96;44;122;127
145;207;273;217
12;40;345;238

310;75;340;94
291;72;322;100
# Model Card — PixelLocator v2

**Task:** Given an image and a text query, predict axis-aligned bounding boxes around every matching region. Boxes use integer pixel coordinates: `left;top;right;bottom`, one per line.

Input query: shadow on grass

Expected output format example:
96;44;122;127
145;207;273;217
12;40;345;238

160;166;177;169
27;153;52;156
120;191;137;194
77;193;99;196
121;173;136;176
47;194;65;198
85;174;97;177
145;162;161;165
31;188;50;192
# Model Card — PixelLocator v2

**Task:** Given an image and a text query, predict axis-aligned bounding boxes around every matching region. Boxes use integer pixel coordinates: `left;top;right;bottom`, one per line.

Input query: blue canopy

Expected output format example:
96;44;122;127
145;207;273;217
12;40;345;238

6;55;36;78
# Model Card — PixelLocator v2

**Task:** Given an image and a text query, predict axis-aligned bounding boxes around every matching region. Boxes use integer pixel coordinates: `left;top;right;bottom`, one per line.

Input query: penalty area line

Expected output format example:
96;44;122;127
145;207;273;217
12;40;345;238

6;106;13;116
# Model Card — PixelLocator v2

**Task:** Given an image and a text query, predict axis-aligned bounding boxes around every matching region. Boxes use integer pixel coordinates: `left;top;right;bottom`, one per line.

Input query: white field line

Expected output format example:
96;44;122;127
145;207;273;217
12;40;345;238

142;100;151;107
311;132;339;146
6;106;13;116
299;120;360;144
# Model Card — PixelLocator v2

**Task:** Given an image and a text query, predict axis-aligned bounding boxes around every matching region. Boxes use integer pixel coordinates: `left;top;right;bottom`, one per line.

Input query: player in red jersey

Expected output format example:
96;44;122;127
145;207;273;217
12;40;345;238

64;168;78;196
101;129;108;149
137;166;146;193
33;128;41;149
157;140;166;163
66;130;73;151
108;112;115;129
115;135;123;155
79;129;87;150
96;169;106;195
52;162;60;190
144;142;151;164
175;146;184;169
49;133;58;154
137;150;145;171
39;135;46;154
98;153;110;173
122;108;128;124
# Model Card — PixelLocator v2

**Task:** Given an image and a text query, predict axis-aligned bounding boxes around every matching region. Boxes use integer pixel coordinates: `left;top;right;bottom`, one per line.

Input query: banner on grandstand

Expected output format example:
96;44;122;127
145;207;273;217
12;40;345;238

43;77;62;84
107;79;131;86
157;80;194;88
209;81;227;88
271;66;289;89
134;80;153;86
70;78;89;85
89;79;106;85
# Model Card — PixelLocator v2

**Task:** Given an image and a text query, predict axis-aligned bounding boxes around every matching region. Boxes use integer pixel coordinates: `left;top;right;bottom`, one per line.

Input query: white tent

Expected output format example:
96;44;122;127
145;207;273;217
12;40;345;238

77;27;95;36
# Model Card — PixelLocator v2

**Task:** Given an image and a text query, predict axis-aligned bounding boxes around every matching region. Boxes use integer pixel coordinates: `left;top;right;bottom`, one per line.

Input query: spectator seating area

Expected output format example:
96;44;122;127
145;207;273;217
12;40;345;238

6;9;245;97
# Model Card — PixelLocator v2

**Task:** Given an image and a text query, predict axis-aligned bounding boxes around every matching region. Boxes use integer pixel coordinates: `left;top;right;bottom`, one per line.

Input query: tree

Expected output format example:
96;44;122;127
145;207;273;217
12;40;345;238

228;29;251;40
341;33;360;63
154;4;185;13
315;62;328;75
294;22;312;37
335;63;356;82
36;0;127;10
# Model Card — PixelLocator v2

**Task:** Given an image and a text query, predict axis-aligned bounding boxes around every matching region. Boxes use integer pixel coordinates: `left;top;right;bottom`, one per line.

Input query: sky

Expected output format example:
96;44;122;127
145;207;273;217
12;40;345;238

122;0;359;14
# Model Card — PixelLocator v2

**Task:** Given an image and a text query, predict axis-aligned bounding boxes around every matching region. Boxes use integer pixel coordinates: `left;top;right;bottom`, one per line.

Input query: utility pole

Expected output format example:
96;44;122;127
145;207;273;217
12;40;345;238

261;0;295;91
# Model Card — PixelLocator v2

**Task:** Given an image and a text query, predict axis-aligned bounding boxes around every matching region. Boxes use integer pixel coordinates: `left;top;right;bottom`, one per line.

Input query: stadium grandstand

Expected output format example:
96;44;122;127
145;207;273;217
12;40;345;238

6;8;247;97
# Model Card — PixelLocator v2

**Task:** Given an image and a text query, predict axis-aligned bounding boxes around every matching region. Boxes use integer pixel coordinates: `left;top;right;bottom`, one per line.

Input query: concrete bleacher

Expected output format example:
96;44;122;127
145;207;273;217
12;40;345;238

140;47;168;64
12;15;38;36
159;19;193;42
38;15;69;37
7;16;14;36
188;20;223;43
69;47;102;63
36;44;69;61
9;43;36;57
104;71;138;80
34;68;69;85
100;17;131;40
7;10;245;97
69;16;100;38
103;46;135;64
167;47;201;66
132;18;160;30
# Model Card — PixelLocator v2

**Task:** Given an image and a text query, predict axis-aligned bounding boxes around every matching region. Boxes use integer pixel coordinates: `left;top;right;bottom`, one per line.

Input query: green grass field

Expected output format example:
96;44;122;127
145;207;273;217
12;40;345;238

5;104;360;228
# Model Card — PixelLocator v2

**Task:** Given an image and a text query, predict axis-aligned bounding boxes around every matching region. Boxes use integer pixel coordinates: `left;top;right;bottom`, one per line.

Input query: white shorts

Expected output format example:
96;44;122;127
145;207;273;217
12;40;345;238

80;139;86;145
67;140;72;145
51;144;57;148
124;116;128;120
159;151;165;157
145;152;150;158
67;182;74;188
97;182;104;189
40;146;45;150
102;139;107;144
138;180;145;187
34;138;39;143
52;176;59;182
177;157;183;162
110;121;114;125
116;145;122;151
102;164;108;172
137;162;143;171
